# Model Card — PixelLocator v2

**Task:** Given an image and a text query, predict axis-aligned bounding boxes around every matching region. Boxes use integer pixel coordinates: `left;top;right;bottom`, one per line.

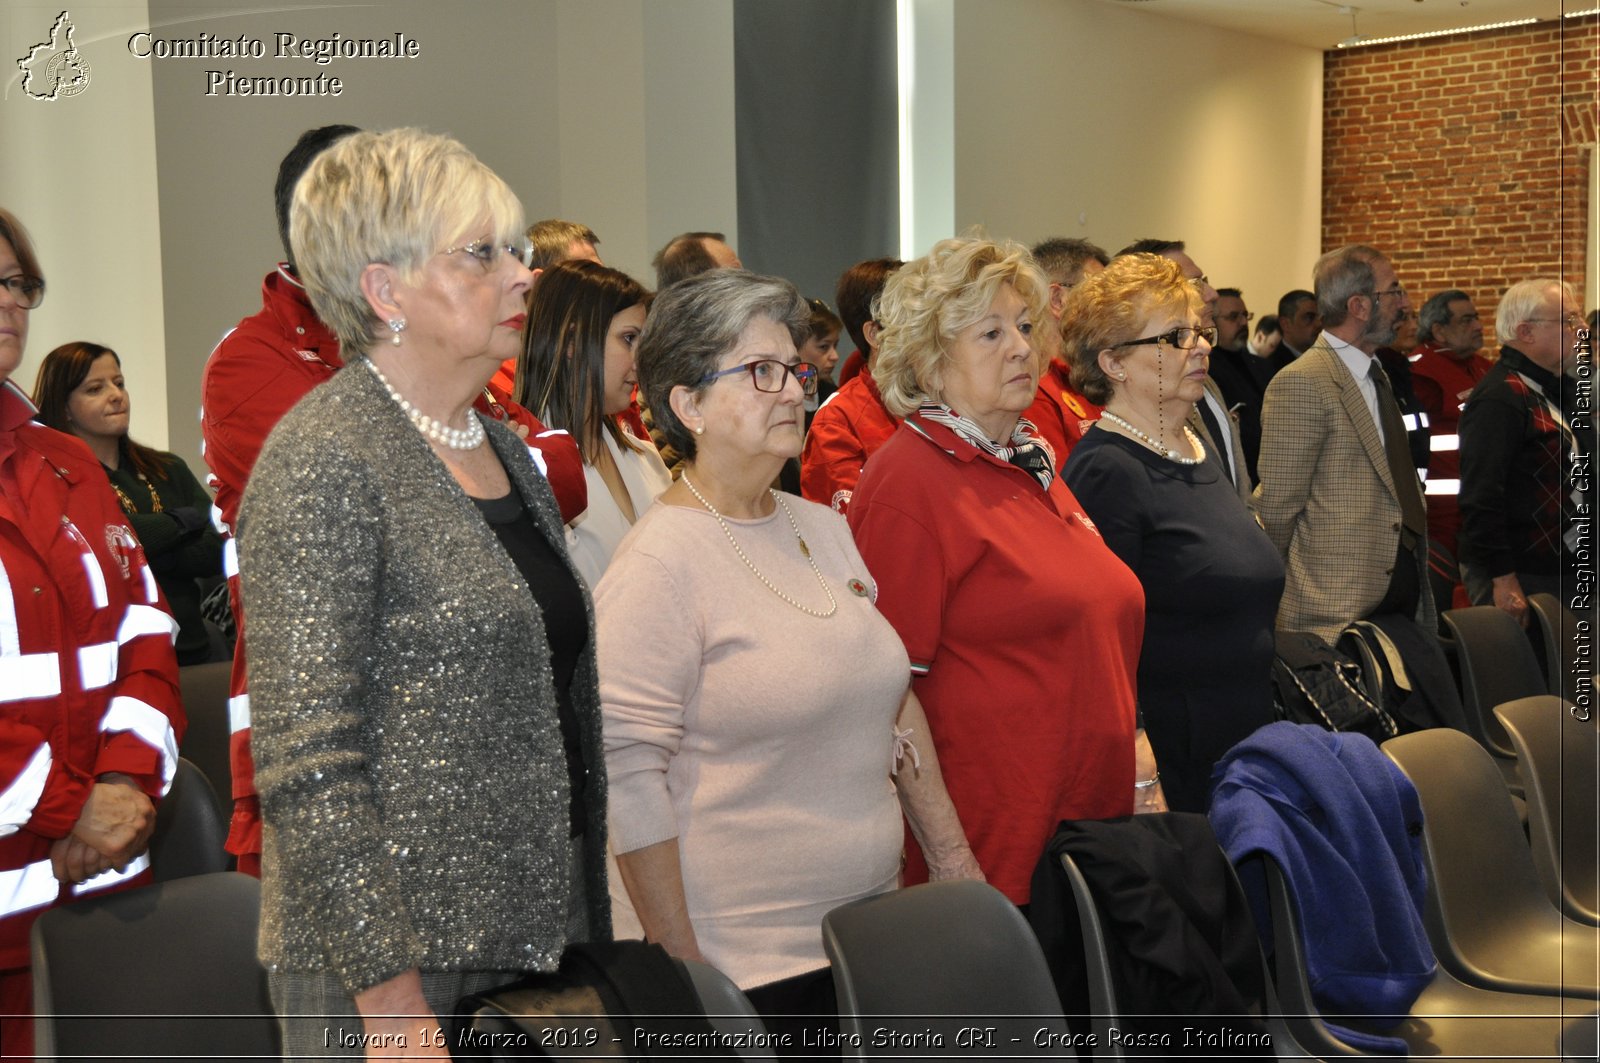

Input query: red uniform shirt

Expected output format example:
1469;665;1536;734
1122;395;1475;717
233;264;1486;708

1408;341;1493;553
0;381;182;968
479;361;589;522
1026;359;1102;471
799;372;899;514
848;414;1143;903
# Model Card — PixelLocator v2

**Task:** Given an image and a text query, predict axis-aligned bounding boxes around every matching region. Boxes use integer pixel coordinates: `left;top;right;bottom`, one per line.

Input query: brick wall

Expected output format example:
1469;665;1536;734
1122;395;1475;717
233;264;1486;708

1323;13;1598;322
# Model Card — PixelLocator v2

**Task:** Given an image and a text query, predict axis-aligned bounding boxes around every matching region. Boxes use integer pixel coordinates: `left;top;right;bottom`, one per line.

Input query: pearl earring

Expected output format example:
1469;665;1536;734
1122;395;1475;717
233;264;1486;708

389;318;407;347
694;426;705;436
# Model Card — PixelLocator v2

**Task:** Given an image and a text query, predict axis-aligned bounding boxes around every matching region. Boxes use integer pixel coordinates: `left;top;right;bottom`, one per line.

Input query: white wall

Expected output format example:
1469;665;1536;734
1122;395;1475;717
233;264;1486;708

946;0;1323;309
1;0;169;446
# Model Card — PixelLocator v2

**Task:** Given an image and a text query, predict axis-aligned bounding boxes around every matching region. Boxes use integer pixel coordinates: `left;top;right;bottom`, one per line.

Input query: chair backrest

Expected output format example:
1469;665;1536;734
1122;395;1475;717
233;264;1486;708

1057;855;1122;1057
1495;696;1600;924
178;659;234;814
1439;606;1544;756
1251;854;1373;1058
149;757;231;882
680;959;776;1062
31;872;278;1060
1381;727;1578;993
822;881;1073;1058
1525;593;1582;703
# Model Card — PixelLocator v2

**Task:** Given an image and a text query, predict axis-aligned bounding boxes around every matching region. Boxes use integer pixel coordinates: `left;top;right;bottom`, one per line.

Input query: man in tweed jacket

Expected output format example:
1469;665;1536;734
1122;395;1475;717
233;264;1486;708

1254;245;1437;641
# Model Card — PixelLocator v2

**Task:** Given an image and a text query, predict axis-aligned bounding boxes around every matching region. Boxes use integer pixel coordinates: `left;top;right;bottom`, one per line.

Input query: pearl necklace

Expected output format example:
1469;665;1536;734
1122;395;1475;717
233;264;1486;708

1100;410;1204;465
366;359;486;450
681;473;838;619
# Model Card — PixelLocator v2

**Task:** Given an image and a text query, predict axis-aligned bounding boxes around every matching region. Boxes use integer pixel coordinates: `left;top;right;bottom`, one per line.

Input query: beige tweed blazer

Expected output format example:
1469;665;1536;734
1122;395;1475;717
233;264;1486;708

1253;337;1436;641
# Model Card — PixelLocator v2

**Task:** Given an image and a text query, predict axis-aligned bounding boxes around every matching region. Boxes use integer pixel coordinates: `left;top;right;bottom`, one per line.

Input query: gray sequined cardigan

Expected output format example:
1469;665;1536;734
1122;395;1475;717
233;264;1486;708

238;359;609;995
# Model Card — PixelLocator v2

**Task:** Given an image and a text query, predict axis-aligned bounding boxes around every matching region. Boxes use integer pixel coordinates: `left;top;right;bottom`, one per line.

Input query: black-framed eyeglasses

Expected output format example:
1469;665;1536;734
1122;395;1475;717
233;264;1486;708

1217;310;1254;323
700;359;820;397
439;239;536;270
1369;286;1406;301
0;274;45;309
1110;326;1217;351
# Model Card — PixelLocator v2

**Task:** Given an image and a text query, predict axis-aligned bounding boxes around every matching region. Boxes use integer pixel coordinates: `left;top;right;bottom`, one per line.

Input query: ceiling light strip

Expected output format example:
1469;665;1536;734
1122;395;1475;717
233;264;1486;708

1335;17;1540;49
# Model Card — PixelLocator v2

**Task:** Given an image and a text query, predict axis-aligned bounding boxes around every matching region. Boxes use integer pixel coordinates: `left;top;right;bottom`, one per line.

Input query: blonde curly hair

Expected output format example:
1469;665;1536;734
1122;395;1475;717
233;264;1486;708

872;234;1049;419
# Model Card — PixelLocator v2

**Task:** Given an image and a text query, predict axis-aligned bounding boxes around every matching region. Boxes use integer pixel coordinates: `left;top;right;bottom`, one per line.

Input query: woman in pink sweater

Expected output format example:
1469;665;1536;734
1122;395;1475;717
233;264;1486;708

595;269;977;1041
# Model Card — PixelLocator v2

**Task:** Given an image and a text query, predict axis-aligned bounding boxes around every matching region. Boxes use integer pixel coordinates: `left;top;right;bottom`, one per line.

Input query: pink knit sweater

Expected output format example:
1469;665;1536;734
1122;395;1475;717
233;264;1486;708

596;496;907;988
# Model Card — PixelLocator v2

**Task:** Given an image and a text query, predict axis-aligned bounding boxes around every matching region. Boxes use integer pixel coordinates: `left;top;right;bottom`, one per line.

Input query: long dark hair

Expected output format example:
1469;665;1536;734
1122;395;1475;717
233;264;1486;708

32;342;169;480
514;260;650;462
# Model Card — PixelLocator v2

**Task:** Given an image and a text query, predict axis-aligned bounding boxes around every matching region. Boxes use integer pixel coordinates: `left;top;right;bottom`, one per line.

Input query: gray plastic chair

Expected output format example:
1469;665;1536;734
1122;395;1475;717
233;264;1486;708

31;872;278;1061
823;880;1075;1058
177;659;234;818
1496;696;1600;926
149;757;231;882
1383;727;1600;999
681;958;777;1061
1060;851;1312;1061
1527;592;1585;703
1253;853;1598;1060
1440;605;1545;760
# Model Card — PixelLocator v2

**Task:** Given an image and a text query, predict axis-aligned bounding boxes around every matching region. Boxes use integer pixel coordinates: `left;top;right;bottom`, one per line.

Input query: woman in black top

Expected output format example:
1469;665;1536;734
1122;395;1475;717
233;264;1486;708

1061;255;1285;813
33;341;224;664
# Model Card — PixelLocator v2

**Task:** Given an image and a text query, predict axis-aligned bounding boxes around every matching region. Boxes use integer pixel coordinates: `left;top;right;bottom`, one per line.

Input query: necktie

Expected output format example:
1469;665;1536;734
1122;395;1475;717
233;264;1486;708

1369;362;1427;539
1195;397;1235;485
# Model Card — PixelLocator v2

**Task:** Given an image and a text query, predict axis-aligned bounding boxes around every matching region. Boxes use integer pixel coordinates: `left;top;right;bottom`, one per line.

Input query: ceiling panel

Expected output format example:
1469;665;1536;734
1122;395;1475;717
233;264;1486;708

1093;0;1584;51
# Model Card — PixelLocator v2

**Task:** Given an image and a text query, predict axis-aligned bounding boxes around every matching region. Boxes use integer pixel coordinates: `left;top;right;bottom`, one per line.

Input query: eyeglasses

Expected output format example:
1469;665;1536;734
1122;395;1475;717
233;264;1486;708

700;359;820;397
0;274;45;309
1527;315;1584;331
1111;326;1217;351
1217;310;1254;323
439;239;536;271
1369;286;1406;301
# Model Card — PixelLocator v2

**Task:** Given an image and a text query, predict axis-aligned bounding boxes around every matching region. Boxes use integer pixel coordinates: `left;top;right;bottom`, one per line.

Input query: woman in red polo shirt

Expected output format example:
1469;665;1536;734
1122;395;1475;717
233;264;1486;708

848;235;1157;906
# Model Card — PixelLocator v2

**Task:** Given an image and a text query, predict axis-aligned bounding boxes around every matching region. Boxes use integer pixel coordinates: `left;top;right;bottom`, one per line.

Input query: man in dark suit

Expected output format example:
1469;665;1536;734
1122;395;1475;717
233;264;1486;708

1272;288;1322;370
1255;245;1435;640
1209;287;1275;484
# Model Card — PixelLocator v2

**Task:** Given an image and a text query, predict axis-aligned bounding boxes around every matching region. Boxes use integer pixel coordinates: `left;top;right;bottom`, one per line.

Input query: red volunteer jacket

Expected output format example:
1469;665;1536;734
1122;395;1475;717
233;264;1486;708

1408;340;1494;553
0;381;182;966
1028;359;1103;471
799;371;899;514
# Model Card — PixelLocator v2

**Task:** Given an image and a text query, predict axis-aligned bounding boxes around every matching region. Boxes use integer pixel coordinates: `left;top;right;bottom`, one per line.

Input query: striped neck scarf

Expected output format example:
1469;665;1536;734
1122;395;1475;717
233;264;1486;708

917;402;1056;491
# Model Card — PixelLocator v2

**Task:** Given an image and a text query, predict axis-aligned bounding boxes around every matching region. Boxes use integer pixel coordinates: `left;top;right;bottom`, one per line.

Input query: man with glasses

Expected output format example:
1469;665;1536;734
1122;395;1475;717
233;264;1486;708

1409;290;1492;557
1255;244;1435;641
1458;279;1589;625
1209;287;1275;484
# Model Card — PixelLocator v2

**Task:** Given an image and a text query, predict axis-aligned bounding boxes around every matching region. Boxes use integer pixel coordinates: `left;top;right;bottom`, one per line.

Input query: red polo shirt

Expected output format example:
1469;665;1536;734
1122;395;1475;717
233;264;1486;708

848;414;1143;903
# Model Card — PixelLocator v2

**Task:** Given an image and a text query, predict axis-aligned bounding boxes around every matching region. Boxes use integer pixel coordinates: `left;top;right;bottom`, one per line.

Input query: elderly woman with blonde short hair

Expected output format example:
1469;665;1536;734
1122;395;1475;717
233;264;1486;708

1060;254;1283;813
847;235;1152;907
239;128;609;1058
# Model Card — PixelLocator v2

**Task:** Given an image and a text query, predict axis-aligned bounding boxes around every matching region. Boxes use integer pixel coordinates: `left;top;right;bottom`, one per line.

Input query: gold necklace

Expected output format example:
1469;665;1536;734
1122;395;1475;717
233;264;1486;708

681;472;837;619
108;467;163;515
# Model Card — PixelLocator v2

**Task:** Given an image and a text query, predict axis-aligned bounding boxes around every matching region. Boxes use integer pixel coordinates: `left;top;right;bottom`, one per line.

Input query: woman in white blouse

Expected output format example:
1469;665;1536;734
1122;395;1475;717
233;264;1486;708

516;261;670;586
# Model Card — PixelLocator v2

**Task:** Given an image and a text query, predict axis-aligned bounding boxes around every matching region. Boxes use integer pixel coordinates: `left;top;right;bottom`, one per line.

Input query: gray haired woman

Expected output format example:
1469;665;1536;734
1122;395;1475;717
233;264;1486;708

596;269;977;1042
238;128;608;1059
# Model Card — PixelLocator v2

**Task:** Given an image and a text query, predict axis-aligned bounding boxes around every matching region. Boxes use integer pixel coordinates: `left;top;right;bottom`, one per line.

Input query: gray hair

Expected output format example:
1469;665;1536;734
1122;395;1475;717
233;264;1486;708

1496;278;1574;346
290;128;524;354
1313;244;1385;328
636;269;809;463
1417;289;1472;343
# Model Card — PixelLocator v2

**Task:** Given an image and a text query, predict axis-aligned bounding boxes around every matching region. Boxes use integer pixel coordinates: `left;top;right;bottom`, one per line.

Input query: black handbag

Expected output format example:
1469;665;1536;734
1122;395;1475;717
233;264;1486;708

451;941;737;1060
